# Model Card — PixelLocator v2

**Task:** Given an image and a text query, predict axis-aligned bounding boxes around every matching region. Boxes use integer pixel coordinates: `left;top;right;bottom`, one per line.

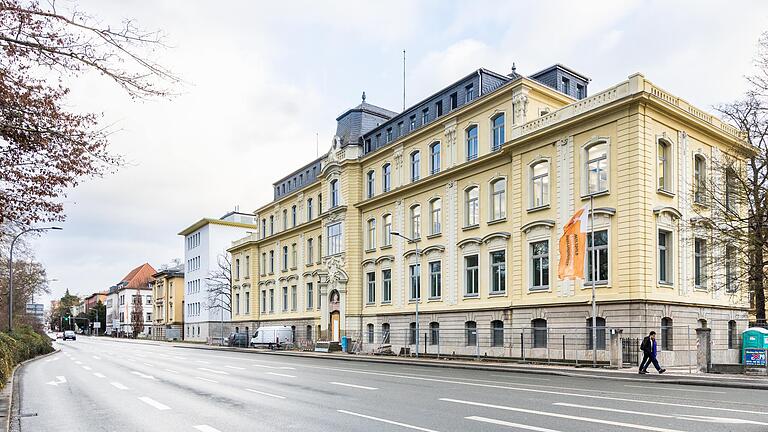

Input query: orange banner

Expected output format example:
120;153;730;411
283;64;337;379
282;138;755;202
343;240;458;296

558;206;588;280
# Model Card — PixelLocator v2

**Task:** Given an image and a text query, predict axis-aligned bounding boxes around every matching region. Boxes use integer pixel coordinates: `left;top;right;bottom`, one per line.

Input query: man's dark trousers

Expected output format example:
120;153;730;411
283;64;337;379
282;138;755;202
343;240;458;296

640;352;661;372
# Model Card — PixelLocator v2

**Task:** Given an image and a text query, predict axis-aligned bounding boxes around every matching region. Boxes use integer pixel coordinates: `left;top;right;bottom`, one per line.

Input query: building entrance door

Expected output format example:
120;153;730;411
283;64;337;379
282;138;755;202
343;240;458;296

331;311;340;342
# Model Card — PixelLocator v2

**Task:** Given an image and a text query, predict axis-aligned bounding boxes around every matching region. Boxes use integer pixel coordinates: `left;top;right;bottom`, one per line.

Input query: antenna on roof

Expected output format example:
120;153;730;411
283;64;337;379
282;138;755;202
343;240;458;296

402;49;406;111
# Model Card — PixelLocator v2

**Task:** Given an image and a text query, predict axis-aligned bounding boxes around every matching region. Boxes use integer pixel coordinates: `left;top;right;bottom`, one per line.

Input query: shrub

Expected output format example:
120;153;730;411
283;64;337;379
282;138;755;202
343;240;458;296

0;325;54;389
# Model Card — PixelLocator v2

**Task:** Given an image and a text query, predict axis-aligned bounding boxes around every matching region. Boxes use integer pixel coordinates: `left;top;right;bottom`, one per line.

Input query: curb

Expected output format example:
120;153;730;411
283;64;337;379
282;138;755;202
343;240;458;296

166;343;768;391
2;348;60;432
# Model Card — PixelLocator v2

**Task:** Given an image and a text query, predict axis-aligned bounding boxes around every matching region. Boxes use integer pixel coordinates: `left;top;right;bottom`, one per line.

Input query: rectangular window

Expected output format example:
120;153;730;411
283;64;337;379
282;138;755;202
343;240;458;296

409;264;420;301
386;128;393;143
397;121;404;137
245;256;250;278
366;171;375;198
409;115;416;131
411;151;420;182
450;92;458;110
561;77;570;94
429;261;441;298
577;84;585;99
530;241;549;290
367;219;376;249
586;230;609;284
465;255;479;296
291;286;297;311
383;214;392;246
383;164;391;192
307;239;313;265
261;290;266;313
307;283;314;309
317;235;322;262
282;287;288;312
327;223;342;255
422;108;429;125
694;238;706;289
269;250;274;273
366;272;376;304
269;289;274;313
658;230;672;284
382;269;392;303
490;250;506;293
430;199;441;235
465;84;474;102
245;292;250;314
282;246;288;271
586;142;609;194
435;100;443;117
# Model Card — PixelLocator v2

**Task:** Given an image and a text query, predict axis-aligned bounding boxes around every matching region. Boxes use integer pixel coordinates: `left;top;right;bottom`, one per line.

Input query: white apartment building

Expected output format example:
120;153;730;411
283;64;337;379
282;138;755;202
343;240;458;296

179;211;257;342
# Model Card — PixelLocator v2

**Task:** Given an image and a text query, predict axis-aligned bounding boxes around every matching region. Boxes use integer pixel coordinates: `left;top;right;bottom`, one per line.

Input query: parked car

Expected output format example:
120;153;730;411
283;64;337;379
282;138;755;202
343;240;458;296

250;326;293;349
226;332;249;347
62;330;76;341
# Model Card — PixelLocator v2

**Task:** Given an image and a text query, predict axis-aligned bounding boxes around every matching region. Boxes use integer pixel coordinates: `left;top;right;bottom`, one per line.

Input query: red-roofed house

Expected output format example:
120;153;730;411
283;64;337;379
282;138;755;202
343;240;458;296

105;263;157;337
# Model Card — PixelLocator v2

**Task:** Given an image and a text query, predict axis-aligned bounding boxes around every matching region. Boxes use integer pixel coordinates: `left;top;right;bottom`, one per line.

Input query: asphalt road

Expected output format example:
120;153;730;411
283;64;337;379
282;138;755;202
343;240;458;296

11;336;768;432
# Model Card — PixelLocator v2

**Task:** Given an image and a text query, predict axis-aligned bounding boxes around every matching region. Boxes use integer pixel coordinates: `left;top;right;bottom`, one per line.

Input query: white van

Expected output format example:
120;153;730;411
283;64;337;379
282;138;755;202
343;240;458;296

250;326;293;349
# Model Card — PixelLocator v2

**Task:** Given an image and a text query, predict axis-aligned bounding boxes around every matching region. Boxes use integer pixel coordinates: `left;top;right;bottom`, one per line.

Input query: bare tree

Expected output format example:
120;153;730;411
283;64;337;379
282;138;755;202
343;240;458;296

130;289;144;337
205;253;232;316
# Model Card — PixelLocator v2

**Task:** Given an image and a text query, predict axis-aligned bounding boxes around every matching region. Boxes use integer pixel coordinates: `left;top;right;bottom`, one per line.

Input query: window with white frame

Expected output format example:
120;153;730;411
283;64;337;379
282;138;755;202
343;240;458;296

261;253;266;275
366;272;376;304
585;141;608;194
367;219;376;250
306;283;314;309
694;155;706;204
282;209;287;230
382;269;392;303
366;170;375;198
307;238;313;265
269;289;274;312
382;163;391;192
269;250;274;273
411;151;420;182
429;261;441;298
491;179;506;221
466;126;478;161
330;179;340;207
409;263;420;301
291;285;297;311
658;139;672;192
586;230;609;284
282;246;288;271
658;230;672;284
383;214;392;246
282;287;288;311
531;161;549;208
410;205;421;239
307;198;313;220
327;222;342;255
491;113;505;151
530;240;549;290
235;258;240;279
465;187;479;226
269;215;274;235
292;205;297;226
430;198;441;235
465;254;479;296
291;244;297;268
490;250;506;293
245;255;250;278
430;142;441;174
694;238;706;289
261;290;266;313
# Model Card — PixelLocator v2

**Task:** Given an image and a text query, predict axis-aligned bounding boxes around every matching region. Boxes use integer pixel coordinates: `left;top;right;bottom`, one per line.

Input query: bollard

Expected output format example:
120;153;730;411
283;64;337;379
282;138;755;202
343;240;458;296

696;327;712;373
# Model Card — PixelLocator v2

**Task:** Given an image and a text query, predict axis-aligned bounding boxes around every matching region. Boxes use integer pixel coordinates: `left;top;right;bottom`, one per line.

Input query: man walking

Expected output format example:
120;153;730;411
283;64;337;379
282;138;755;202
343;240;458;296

639;331;666;374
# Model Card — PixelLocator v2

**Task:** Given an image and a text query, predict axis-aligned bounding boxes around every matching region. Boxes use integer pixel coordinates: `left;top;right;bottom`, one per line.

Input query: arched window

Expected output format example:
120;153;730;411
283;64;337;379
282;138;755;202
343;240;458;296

367;323;375;343
531;161;549;208
661;317;673;350
291;205;297;227
491;320;504;347
430;198;441;235
429;322;439;345
306;198;313;221
382;214;392;246
410;205;421;239
367;219;376;249
430;142;441;174
382;323;390;344
411;151;420;182
586;317;606;350
382;163;391;192
330;179;339;207
409;322;417;345
465;321;477;346
465;187;479;226
491;114;505;151
693;155;706;203
466;126;478;161
585;141;608;194
658;138;672;192
490;178;506;221
728;320;737;349
532;318;547;348
366;170;375;199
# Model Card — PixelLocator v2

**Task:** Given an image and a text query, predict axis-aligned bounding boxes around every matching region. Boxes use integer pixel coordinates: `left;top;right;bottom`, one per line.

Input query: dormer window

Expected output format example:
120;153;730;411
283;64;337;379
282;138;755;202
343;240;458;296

409;115;416;131
386;128;393;143
436;100;443;117
364;139;372;153
422;108;429;125
465;84;474;103
577;84;585;99
450;92;458;110
561;77;570;95
398;121;404;136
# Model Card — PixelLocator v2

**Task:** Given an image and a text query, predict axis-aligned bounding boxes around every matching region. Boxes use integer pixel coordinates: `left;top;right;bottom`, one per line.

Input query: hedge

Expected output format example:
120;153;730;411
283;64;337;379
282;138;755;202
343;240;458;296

0;325;54;389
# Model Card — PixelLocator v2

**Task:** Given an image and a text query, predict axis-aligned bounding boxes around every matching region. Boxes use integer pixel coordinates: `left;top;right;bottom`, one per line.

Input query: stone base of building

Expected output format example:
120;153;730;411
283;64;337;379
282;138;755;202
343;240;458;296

184;321;233;343
151;324;183;341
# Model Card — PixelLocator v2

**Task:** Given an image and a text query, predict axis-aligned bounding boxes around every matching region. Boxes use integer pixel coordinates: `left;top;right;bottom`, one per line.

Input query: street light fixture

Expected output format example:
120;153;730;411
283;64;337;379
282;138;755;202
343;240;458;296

8;226;62;332
390;230;421;358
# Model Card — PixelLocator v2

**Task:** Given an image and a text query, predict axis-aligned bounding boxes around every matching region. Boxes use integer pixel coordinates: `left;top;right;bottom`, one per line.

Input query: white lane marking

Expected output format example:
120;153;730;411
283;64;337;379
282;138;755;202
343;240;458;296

252;363;296;370
165;369;180;374
173;356;187;360
308;365;767;416
554;403;768;426
46;376;67;386
489;374;551;381
74;361;82;365
441;398;683;432
81;366;92;371
337;410;440;432
92;356;101;360
110;382;129;390
93;373;106;378
466;416;562;432
224;365;245;370
245;388;286;399
195;360;210;364
138;396;171;411
193;426;222;432
195;377;219;383
329;381;378;390
142;362;155;367
266;372;295;378
197;368;229;375
131;371;157;380
623;384;726;394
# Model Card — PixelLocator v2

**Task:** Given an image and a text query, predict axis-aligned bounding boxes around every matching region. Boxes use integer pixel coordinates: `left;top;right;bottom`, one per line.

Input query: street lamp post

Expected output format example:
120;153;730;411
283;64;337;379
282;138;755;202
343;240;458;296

391;231;420;358
8;226;62;332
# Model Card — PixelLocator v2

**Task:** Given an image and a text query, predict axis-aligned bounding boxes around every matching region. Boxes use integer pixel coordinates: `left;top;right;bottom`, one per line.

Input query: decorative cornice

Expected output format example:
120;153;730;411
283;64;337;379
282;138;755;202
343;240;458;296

520;220;556;232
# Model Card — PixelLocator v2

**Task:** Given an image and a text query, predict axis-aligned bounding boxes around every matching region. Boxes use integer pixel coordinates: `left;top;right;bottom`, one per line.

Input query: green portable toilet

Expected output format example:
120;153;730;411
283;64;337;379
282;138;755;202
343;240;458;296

742;327;768;366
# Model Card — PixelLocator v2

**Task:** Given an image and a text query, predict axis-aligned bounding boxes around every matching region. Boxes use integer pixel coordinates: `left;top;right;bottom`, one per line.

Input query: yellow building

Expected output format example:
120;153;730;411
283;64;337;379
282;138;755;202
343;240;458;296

230;65;750;362
150;265;185;340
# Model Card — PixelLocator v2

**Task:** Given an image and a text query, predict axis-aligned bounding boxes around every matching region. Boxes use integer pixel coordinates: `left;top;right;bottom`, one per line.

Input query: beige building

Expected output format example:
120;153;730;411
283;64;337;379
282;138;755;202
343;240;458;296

150;265;185;340
230;65;750;362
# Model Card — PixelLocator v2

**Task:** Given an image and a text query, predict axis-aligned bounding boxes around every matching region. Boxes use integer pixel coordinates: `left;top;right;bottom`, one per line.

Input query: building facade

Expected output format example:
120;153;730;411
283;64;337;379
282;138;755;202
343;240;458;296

104;263;156;337
150;265;185;340
230;65;751;362
178;211;258;342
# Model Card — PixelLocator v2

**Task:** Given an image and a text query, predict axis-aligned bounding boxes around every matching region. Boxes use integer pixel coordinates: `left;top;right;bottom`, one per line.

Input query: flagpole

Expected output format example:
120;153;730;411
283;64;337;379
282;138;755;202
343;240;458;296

590;194;597;368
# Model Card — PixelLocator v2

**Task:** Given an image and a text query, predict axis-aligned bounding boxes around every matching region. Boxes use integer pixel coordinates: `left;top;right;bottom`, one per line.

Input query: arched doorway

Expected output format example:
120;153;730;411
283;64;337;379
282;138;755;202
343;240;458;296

329;289;340;341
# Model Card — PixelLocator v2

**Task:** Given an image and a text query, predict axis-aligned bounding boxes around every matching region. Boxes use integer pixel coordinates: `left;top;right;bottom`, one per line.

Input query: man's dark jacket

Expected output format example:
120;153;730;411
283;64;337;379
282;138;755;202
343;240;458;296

640;336;653;355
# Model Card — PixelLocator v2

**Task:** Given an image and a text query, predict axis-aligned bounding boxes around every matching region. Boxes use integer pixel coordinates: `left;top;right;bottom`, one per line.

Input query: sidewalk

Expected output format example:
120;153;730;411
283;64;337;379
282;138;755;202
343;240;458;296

101;336;768;390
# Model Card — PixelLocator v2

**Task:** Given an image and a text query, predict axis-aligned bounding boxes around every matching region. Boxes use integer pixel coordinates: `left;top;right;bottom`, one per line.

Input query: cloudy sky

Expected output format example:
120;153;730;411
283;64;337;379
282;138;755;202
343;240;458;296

29;0;768;304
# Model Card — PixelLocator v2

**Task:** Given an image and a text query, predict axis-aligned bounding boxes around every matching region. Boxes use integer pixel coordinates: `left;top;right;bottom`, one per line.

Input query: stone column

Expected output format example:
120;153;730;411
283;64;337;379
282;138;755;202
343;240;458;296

696;327;711;373
610;328;623;369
